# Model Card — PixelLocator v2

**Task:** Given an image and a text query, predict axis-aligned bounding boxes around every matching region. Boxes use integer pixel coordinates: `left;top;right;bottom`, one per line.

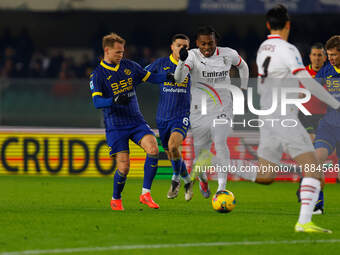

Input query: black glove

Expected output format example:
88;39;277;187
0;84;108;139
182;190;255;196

114;94;130;105
167;72;175;83
179;47;188;61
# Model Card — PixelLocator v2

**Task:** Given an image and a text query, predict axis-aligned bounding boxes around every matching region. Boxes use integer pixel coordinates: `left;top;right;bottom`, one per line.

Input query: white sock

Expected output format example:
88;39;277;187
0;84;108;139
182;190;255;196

217;171;227;191
297;177;321;224
172;175;180;182
142;188;150;195
181;174;192;184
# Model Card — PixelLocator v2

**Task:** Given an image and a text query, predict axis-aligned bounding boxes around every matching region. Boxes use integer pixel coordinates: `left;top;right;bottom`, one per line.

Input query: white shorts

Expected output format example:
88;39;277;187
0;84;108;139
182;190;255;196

257;117;314;164
190;111;233;151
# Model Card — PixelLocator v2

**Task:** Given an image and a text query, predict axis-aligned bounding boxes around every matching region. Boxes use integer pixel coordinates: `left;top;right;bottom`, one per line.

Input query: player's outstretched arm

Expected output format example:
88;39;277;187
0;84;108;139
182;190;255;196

174;47;190;83
235;57;249;90
296;70;340;110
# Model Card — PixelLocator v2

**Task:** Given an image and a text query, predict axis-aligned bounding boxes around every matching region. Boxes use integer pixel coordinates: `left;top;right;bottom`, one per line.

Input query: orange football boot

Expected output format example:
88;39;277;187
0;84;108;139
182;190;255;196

110;199;124;211
139;192;159;209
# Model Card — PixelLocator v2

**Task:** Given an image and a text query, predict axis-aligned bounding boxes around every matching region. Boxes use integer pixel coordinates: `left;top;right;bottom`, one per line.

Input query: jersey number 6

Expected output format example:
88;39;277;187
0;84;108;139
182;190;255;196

183;117;189;126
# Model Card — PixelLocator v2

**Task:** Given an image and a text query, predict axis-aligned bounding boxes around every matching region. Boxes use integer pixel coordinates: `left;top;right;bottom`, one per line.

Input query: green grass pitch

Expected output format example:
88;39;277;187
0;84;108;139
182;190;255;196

1;176;340;255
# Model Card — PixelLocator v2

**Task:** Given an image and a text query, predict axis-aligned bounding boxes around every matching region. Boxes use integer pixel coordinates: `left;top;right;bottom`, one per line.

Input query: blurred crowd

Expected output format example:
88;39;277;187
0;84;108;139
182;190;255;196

0;17;336;80
0;27;262;80
0;28;93;80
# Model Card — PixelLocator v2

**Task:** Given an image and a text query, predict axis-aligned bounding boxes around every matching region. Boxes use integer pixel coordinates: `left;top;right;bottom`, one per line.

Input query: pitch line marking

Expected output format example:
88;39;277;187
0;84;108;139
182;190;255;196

1;239;340;255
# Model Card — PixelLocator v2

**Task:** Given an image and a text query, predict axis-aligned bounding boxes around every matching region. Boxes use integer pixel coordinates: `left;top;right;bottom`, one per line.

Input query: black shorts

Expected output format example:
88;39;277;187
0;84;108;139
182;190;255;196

298;112;323;134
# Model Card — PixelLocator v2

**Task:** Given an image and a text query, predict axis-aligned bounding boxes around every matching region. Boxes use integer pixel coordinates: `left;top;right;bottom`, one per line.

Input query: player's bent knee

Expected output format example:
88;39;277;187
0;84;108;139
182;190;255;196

146;146;159;156
116;159;130;172
116;163;130;175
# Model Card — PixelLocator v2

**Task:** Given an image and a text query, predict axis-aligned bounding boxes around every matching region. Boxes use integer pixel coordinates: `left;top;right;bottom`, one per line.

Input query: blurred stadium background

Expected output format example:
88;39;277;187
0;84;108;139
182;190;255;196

0;0;339;180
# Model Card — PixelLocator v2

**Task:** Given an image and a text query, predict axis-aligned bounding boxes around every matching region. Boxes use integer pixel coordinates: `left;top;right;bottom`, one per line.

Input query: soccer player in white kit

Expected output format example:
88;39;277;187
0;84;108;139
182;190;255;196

174;26;249;197
255;5;340;233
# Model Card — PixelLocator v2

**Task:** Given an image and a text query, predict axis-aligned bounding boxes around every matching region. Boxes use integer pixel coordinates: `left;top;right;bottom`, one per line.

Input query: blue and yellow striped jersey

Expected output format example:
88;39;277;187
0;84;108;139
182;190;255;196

146;55;190;121
90;59;150;129
316;62;340;126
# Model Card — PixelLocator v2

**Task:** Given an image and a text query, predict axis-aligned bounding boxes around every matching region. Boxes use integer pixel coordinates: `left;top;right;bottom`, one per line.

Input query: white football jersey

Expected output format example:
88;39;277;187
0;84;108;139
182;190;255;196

256;34;306;116
184;47;242;114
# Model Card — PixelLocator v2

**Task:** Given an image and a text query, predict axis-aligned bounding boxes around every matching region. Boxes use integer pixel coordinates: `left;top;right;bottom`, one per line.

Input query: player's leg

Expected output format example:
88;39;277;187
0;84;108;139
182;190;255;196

168;130;193;201
138;133;160;209
211;118;231;192
285;125;331;233
293;151;331;233
165;131;182;199
111;152;129;210
255;131;282;184
193;144;212;198
106;129;130;211
191;116;212;198
310;119;336;214
157;121;182;199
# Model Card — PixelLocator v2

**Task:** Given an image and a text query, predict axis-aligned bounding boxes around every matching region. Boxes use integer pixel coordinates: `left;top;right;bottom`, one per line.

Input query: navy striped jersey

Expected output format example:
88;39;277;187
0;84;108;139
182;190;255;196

145;55;190;121
90;59;151;129
316;62;340;127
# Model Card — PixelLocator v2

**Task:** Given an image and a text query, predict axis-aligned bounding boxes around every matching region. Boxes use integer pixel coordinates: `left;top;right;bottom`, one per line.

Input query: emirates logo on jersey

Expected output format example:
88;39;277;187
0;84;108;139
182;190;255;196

202;70;229;78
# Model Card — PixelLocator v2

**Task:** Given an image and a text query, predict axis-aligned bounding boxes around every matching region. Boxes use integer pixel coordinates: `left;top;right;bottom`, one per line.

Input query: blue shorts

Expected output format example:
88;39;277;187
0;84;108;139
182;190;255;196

314;118;340;158
106;123;155;156
157;117;190;151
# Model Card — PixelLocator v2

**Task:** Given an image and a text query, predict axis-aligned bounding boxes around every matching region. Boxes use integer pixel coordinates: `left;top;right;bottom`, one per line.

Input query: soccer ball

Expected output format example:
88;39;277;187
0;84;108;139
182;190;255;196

212;190;236;213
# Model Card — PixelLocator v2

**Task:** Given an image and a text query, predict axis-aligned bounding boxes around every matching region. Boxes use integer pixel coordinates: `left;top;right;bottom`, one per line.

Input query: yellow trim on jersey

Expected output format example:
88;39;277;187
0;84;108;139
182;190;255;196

198;87;217;105
100;60;120;71
333;65;340;74
92;92;103;97
142;71;151;82
169;54;178;65
171;128;186;135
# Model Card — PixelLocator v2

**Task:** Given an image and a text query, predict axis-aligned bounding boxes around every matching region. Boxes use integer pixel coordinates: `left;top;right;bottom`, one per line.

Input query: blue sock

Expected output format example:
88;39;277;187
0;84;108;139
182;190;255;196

180;160;189;178
171;159;181;177
316;190;324;209
143;154;158;189
113;170;127;199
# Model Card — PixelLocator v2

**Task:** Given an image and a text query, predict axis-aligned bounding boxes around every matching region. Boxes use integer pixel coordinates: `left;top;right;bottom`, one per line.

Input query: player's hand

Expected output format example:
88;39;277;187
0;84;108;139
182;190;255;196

179;47;188;61
114;94;130;105
167;72;176;83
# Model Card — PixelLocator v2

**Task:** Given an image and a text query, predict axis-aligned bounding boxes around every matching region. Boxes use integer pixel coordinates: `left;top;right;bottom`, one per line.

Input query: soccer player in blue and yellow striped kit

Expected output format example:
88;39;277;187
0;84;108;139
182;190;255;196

313;35;340;212
145;34;194;201
89;33;175;211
